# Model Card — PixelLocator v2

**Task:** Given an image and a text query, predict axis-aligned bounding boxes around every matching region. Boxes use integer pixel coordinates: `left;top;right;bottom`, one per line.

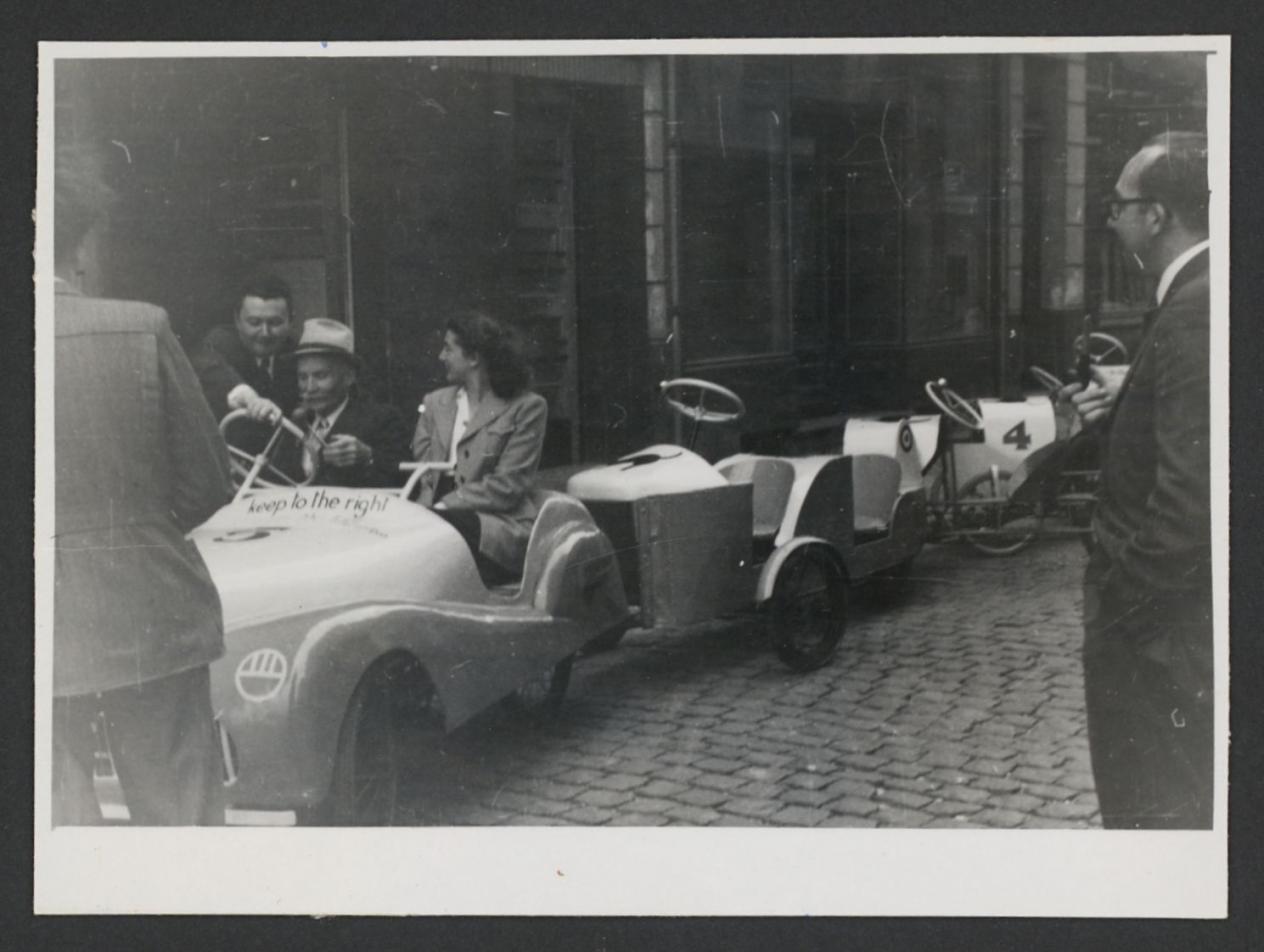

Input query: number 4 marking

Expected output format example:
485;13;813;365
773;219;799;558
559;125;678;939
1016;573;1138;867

1002;421;1032;451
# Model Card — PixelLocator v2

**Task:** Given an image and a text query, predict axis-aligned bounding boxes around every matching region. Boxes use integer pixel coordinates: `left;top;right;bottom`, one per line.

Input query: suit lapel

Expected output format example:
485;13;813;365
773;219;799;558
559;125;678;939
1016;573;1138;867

425;388;458;459
459;392;509;444
1163;247;1209;304
1104;250;1208;431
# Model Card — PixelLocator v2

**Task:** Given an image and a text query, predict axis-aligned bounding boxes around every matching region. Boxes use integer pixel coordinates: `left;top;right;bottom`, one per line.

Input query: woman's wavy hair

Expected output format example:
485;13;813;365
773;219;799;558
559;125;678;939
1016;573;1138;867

446;310;533;399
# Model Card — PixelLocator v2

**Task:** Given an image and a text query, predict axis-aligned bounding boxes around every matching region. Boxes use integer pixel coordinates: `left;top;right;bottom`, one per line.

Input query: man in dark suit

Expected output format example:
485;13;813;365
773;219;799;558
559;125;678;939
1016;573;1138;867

190;271;300;426
52;145;233;825
1066;131;1213;828
287;318;410;488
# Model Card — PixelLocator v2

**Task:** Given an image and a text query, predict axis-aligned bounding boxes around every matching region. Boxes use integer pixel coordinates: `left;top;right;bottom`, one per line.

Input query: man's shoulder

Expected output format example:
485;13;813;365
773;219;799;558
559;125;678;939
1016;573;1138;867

195;323;251;367
56;295;169;338
1156;269;1210;333
347;391;404;422
200;323;246;351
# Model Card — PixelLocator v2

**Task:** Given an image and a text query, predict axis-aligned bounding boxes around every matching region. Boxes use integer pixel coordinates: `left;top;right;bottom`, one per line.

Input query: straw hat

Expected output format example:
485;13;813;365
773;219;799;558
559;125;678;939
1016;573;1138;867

289;318;360;366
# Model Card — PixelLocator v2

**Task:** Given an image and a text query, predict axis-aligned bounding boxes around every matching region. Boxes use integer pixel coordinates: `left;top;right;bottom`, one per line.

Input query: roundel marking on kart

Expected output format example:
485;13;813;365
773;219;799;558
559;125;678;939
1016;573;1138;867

899;424;914;453
235;648;289;703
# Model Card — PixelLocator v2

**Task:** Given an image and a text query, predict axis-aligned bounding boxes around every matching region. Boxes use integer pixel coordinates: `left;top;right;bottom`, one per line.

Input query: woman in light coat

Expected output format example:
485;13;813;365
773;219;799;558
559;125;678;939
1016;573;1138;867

411;311;547;581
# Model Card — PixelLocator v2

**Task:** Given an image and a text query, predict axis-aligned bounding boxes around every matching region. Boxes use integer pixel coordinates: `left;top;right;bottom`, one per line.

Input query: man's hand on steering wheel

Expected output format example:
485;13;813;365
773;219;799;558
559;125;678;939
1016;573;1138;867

220;409;314;493
227;383;285;426
244;396;284;425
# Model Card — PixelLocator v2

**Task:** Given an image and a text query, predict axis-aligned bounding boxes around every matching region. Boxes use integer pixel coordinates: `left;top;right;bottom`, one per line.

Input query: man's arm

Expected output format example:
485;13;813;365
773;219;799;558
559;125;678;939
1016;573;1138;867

1115;303;1211;592
188;325;247;419
159;318;234;530
365;404;412;485
189;325;283;424
1060;364;1131;427
323;403;412;486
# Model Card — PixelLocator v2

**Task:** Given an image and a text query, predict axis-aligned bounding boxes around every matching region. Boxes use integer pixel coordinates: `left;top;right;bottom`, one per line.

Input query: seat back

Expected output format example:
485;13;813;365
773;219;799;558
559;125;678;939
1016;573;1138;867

717;456;797;538
851;455;901;531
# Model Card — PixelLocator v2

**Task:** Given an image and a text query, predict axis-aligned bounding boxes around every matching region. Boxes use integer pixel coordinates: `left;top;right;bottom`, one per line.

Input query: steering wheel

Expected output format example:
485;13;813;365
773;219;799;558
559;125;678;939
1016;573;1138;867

1074;331;1129;366
660;378;746;425
1028;365;1066;395
220;409;315;492
924;379;984;431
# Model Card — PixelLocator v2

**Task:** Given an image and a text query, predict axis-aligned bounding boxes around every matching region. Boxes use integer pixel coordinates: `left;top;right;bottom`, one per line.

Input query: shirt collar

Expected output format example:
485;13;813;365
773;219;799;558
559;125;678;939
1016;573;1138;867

1156;239;1210;306
320;395;351;430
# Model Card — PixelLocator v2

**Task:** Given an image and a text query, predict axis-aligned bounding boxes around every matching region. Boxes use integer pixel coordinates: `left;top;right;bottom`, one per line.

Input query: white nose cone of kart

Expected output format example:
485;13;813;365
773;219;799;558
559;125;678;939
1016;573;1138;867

189;487;484;630
567;444;727;502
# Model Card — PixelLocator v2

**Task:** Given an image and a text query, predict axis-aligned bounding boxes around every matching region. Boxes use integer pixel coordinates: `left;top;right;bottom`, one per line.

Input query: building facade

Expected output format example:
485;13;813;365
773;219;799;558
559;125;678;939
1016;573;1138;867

54;51;1207;466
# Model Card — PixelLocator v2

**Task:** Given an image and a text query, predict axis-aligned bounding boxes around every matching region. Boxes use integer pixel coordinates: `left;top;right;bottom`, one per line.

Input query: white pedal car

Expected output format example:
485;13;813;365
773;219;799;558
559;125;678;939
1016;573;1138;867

564;378;930;671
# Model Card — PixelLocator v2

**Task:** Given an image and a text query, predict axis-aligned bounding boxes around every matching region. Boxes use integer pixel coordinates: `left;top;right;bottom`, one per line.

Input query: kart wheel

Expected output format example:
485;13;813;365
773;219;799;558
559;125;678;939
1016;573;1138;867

767;545;847;672
321;653;440;826
959;470;1037;557
505;655;573;719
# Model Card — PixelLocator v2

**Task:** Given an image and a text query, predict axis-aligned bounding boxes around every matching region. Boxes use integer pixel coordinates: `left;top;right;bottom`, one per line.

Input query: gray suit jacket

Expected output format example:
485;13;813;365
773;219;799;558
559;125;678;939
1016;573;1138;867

411;386;547;572
55;284;233;696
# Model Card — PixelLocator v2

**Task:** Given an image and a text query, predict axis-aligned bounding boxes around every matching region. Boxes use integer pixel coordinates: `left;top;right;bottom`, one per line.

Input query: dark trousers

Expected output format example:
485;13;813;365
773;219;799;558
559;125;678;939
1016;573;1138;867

432;506;518;586
1082;552;1213;829
52;665;224;826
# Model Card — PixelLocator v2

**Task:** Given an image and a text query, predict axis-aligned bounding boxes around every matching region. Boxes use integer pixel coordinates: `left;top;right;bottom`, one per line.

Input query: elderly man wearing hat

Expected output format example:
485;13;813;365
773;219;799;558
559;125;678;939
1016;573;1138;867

287;318;410;488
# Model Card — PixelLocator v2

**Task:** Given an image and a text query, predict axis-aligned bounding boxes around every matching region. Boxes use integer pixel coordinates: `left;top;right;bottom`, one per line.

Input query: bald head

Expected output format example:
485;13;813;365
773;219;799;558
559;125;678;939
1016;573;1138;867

1131;131;1209;235
1109;131;1208;274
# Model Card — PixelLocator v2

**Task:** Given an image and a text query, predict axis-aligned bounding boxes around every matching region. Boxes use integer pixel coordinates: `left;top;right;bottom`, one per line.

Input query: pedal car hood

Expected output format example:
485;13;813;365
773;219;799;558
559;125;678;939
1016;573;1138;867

189;487;483;629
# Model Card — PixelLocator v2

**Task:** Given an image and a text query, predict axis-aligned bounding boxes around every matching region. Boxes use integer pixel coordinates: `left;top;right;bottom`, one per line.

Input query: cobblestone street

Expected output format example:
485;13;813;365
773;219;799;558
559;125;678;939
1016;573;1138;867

399;537;1101;828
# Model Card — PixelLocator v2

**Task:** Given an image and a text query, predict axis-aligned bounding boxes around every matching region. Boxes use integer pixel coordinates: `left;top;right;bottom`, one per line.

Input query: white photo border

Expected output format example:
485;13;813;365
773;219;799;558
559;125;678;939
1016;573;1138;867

33;34;1230;918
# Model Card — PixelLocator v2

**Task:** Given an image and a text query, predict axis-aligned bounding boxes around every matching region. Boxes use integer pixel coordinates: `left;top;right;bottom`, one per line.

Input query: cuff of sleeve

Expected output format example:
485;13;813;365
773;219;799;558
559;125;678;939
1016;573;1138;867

227;383;258;409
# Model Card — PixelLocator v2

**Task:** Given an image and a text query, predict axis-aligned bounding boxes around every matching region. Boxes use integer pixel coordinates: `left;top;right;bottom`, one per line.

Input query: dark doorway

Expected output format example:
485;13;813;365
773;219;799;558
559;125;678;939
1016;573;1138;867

789;102;907;417
572;84;652;463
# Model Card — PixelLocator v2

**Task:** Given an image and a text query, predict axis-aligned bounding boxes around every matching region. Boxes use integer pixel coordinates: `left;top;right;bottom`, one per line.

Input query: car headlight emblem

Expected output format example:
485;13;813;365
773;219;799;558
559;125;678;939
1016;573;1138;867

234;648;289;703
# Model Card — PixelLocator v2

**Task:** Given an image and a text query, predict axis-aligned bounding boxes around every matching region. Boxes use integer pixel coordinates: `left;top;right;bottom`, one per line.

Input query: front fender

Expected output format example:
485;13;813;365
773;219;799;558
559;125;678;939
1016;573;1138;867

215;601;593;811
755;536;846;604
529;518;629;635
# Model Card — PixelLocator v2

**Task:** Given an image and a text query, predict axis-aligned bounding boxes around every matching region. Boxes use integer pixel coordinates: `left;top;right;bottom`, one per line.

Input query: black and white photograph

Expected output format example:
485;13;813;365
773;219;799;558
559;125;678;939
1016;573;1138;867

32;37;1229;917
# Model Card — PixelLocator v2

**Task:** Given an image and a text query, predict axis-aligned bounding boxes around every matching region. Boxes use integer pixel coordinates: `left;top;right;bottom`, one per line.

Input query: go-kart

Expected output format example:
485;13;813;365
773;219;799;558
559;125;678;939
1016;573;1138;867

563;378;930;671
837;331;1128;556
96;409;632;826
913;330;1129;555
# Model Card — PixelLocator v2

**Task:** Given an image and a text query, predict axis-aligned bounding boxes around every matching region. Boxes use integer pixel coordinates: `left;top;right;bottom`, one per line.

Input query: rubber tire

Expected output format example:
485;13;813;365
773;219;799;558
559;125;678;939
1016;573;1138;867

318;653;439;826
504;655;574;719
767;545;847;672
959;470;1037;557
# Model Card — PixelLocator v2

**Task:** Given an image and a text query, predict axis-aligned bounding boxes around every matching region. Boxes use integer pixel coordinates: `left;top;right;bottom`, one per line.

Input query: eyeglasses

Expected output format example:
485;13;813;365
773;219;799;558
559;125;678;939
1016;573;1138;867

1100;195;1158;221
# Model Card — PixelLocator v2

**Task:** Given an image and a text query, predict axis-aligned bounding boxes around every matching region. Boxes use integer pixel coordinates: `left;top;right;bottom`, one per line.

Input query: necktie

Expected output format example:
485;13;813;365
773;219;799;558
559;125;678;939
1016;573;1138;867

303;417;330;477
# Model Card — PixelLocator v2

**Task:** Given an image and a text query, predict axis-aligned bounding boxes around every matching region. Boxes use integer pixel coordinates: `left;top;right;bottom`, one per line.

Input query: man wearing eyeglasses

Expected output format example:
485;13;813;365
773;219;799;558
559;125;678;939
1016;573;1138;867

1064;132;1212;829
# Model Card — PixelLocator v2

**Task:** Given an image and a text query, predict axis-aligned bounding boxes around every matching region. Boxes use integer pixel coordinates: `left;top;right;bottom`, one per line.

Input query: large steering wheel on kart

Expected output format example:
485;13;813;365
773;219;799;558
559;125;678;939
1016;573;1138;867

1075;331;1129;367
924;378;984;431
1028;332;1131;395
660;377;746;425
220;409;316;493
1027;365;1069;395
